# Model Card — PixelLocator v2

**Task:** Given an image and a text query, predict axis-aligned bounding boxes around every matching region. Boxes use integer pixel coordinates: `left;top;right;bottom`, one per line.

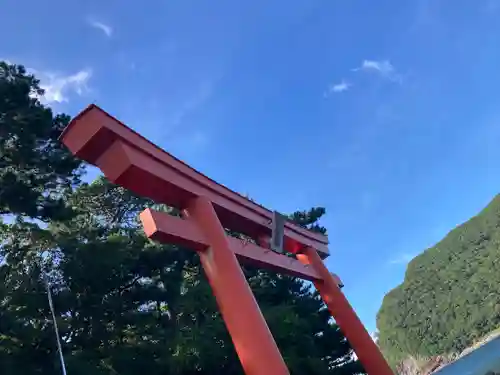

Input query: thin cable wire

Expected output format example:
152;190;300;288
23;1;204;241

45;277;68;375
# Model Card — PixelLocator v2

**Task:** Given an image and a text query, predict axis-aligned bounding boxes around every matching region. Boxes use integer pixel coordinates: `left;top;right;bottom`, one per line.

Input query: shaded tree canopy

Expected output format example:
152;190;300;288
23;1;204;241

377;195;500;367
0;61;364;375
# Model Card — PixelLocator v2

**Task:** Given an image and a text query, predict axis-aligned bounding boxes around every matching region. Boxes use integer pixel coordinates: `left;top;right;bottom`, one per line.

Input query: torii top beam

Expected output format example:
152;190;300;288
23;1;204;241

60;105;329;259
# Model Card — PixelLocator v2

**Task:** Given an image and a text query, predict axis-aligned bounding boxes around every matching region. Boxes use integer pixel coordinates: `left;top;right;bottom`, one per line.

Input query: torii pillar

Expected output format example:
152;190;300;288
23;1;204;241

60;104;393;375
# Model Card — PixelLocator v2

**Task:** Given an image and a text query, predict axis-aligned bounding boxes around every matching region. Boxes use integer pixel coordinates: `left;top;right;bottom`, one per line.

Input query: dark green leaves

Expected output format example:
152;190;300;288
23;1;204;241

0;61;83;220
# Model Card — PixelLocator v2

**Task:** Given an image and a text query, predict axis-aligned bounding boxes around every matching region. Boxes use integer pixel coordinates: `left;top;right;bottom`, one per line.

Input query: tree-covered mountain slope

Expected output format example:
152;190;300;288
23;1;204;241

377;195;500;367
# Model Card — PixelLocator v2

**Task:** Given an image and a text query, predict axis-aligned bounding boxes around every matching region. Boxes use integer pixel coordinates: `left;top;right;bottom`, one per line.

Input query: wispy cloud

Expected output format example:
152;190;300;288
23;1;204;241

360;60;394;74
354;59;402;83
331;80;351;93
325;80;351;96
152;77;220;157
88;19;113;37
324;80;351;98
2;58;93;104
169;80;216;129
388;252;416;265
36;69;92;104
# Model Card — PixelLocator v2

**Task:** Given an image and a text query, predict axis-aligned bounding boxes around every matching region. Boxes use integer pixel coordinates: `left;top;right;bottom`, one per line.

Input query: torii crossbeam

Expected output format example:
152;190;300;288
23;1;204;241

60;104;393;375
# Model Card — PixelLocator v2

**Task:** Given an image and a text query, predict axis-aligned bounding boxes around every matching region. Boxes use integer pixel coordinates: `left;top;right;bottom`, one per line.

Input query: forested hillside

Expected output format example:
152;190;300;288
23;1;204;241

0;61;364;375
377;195;500;367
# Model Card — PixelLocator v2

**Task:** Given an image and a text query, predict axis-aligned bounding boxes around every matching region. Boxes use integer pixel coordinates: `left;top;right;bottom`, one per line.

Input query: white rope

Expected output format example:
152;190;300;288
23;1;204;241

45;278;68;375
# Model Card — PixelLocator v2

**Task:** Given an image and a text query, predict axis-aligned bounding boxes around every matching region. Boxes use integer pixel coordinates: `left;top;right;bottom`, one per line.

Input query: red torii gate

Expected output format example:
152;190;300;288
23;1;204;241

60;104;393;375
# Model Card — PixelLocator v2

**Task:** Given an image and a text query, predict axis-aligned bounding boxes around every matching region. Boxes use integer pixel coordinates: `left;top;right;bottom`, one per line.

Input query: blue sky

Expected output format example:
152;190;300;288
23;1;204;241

3;0;500;334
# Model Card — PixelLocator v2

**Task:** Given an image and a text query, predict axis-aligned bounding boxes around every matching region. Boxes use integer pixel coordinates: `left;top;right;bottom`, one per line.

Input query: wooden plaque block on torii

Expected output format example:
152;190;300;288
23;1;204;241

60;104;393;375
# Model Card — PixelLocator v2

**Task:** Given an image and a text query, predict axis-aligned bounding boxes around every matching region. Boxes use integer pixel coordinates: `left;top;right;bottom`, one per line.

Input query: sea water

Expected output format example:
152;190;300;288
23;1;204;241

433;336;500;375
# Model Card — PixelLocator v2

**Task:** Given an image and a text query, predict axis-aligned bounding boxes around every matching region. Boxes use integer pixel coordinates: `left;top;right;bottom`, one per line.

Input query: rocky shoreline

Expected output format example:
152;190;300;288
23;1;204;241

396;331;500;374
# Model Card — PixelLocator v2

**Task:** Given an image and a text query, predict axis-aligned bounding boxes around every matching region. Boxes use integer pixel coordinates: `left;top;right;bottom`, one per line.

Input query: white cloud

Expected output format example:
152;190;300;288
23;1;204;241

388;252;416;265
37;69;92;104
324;80;351;97
331;80;351;93
2;58;92;104
354;59;402;83
361;60;394;74
88;19;113;37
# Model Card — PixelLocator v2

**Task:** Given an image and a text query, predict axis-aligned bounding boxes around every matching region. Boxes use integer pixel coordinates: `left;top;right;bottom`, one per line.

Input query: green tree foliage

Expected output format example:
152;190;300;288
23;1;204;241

289;207;327;234
377;195;500;367
0;61;364;375
0;61;82;220
1;177;363;375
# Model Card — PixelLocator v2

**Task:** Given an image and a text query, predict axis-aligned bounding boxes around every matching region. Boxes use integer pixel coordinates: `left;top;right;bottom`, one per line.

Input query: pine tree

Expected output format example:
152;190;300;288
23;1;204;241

0;61;83;220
